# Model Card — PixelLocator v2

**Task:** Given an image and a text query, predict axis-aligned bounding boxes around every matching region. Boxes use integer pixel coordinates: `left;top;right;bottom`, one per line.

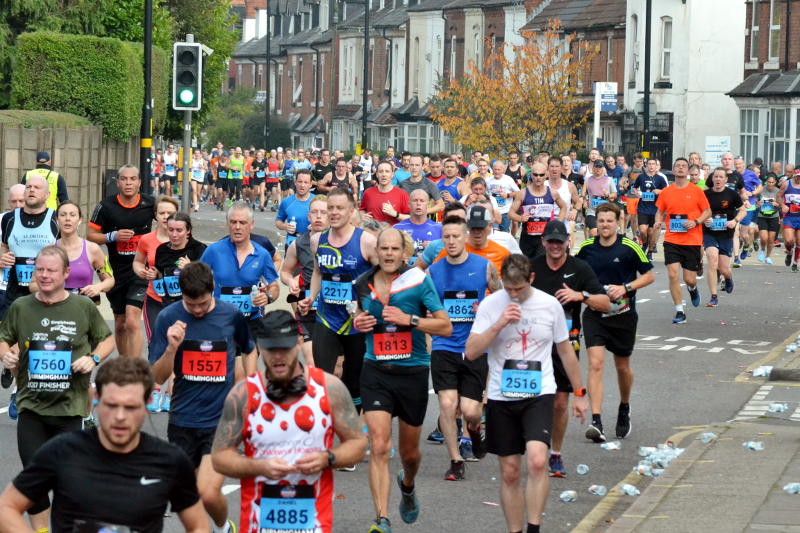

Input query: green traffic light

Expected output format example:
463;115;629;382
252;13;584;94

179;89;195;104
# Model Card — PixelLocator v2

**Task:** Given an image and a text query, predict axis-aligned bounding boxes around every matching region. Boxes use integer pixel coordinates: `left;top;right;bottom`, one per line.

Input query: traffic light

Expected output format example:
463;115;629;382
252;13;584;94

172;42;203;111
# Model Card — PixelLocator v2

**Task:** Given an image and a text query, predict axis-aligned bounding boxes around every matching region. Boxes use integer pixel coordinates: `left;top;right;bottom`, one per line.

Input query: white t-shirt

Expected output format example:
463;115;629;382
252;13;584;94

489;230;522;254
472;288;568;401
163;152;178;176
460;194;499;212
485;175;520;214
359;155;373;173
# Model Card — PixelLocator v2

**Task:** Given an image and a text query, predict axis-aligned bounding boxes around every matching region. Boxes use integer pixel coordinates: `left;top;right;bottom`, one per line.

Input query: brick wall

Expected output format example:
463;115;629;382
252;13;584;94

445;11;466;79
745;0;800;76
573;28;626;97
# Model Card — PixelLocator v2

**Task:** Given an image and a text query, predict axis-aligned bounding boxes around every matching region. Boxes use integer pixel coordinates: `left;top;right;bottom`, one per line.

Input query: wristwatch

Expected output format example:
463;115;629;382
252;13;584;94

326;450;336;468
409;314;421;328
574;387;587;397
624;283;634;295
581;291;591;302
91;354;102;366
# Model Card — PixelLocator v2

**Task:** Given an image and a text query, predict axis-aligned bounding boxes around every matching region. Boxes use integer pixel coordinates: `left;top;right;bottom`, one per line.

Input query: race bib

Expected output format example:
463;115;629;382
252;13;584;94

232;170;242;179
191;170;204;180
373;324;412;361
591;196;608;209
181;340;227;382
602;297;631;318
72;519;133;532
443;290;478;323
492;189;506;207
760;201;776;215
260;484;316;533
321;273;353;305
115;234;142;255
14;257;35;287
28;340;72;391
710;215;727;231
165;164;175;172
256;170;266;178
218;171;228;178
164;270;181;298
220;286;254;317
523;204;553;235
152;278;165;297
501;360;542;399
669;214;688;233
640;191;656;201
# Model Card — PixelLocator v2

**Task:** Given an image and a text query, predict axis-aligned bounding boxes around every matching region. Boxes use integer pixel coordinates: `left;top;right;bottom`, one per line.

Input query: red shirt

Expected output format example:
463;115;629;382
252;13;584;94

360;186;410;224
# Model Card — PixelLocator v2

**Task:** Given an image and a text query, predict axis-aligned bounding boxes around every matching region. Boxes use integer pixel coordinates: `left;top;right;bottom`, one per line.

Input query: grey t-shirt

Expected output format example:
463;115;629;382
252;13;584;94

399;177;441;201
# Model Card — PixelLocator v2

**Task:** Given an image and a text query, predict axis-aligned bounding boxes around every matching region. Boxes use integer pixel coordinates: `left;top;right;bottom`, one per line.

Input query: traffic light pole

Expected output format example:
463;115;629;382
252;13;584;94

139;0;153;194
180;34;194;213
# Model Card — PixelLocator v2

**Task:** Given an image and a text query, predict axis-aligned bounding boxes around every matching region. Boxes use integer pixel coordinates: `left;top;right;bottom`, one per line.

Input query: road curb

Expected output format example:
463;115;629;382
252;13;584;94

570;426;708;533
769;368;800;382
735;327;800;383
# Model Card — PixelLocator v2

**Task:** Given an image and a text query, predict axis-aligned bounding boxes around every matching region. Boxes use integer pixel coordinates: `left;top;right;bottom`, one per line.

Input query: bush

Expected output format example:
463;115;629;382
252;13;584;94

0;110;92;128
10;32;148;141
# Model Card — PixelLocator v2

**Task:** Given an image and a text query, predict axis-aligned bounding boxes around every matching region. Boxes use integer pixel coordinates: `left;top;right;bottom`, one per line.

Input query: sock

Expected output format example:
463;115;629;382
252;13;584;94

591;413;602;426
619;402;629;409
551;450;561;456
527;525;541;533
687;284;697;292
36;528;49;533
711;293;717;299
675;304;684;313
211;520;230;533
400;478;415;494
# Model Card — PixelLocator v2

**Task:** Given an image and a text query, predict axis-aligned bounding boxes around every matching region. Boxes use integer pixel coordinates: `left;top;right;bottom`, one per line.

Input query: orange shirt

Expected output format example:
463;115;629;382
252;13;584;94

655;182;710;246
136;231;166;301
434;240;509;274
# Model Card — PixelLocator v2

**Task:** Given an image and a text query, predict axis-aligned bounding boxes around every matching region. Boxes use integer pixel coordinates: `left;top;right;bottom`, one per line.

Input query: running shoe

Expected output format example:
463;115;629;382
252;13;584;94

615;404;632;439
723;278;734;294
426;428;444;444
706;296;718;307
160;393;171;412
732;258;741;268
147;389;162;413
368;517;392;533
337;464;357;472
754;240;760;251
1;369;12;389
739;248;749;261
444;460;465;481
758;251;765;262
688;286;700;307
672;311;687;324
786;252;793;267
697;263;704;279
585;421;607;443
467;426;486;460
8;392;17;420
766;257;774;265
793;264;799;273
646;251;654;262
459;438;478;462
226;519;237;533
548;454;567;478
396;472;420;524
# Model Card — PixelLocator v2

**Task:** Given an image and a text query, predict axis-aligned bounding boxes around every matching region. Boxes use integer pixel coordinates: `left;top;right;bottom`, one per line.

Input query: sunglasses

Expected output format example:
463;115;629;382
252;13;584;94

530;173;546;177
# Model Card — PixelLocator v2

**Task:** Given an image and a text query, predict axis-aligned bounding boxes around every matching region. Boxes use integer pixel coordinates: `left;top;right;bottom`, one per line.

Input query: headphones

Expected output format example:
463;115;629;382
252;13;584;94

265;372;307;403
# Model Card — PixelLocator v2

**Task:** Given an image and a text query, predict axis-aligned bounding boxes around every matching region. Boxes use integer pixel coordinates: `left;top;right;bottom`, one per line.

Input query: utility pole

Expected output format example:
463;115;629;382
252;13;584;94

265;3;271;149
642;0;652;157
180;34;195;213
140;0;153;194
361;2;370;152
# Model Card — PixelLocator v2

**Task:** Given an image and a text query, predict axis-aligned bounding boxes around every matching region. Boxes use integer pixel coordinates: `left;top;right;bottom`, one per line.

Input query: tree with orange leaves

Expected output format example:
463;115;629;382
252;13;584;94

429;19;599;156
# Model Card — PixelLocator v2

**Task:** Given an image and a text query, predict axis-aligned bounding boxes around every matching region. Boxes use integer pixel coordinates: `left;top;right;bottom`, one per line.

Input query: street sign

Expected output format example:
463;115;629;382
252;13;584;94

704;136;731;167
596;82;618;112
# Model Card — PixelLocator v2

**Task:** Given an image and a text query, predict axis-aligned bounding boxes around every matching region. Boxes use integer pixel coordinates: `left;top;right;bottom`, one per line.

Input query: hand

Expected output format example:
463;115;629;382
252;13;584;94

568;210;577;222
382;305;410;326
703;218;712;228
80;284;102;298
177;256;191;269
353;311;377;332
294;451;328;475
144;267;158;280
259;457;298;480
381;202;396;217
726;220;738;229
442;191;453;202
520;213;530;222
496;301;521;328
116;229;135;242
783;205;790;215
2;350;18;371
166;320;187;349
605;284;627;301
683;220;697;229
289;277;300;296
555;283;584;305
71;355;95;374
471;301;480;314
251;291;269;307
287;222;297;234
298;297;313;315
361;211;374;221
572;395;588;423
0;252;15;269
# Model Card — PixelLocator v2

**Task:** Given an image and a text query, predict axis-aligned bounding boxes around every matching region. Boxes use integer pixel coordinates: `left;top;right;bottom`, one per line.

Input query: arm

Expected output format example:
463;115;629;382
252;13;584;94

427;198;444;215
279;242;301;296
465;304;517;361
361;231;380;265
57;176;69;203
241;348;258;378
298;234;322;314
604;270;655;301
86;223;106;245
507;190;526;223
317;172;333;193
381;306;451;336
0;484;35;533
150;321;185;384
177;501;211;533
554;192;567;221
486;262;502;293
554;339;587;421
84;243;114;296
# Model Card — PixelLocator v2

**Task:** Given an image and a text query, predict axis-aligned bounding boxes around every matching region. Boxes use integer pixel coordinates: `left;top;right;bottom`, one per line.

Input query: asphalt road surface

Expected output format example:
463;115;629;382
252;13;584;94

0;200;797;532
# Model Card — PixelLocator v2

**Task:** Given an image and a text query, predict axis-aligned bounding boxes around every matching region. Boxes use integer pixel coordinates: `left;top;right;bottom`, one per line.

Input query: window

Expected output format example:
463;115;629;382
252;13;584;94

750;1;760;60
294;58;304;105
474;32;481;71
450;35;457;80
312;4;319;27
385;41;391;93
769;108;789;163
660;17;672;80
629;15;638;82
275;15;282;36
343;46;350;95
256;64;263;89
769;0;781;60
393;43;399;97
740;109;760;164
319;55;325;105
312;56;317;104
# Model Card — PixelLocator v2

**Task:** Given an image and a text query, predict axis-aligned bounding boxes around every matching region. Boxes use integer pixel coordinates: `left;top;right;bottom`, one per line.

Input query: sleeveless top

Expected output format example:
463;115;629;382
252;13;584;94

240;367;334;533
62;240;94;290
549;179;571;218
784;181;800;218
8;208;56;289
506;165;523;184
329;172;352;193
520;186;556;239
437;177;462;203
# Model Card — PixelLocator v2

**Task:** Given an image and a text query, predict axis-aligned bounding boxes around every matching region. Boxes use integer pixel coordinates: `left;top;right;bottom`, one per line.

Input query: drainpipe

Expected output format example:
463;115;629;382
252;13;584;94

309;43;322;118
785;0;792;71
381;27;393;106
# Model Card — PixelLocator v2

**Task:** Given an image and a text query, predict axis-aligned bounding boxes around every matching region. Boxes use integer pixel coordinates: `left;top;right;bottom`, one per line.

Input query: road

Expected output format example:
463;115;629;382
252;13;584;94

0;200;797;532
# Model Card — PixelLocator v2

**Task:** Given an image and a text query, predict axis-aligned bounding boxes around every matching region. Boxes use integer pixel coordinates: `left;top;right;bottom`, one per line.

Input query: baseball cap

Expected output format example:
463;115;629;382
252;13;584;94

36;151;50;163
541;220;570;242
277;147;283;153
252;310;300;350
467;205;492;228
592;159;605;168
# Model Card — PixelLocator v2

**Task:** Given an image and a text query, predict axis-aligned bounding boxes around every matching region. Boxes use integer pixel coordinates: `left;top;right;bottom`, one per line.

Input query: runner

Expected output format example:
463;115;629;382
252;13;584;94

757;174;780;264
351;227;451;532
654;157;712;324
161;144;178;198
275;169;315;249
0;245;114;531
0;356;207;532
360;161;410;224
267;149;283;211
280;195;329;365
735;157;763;266
394;190;442;265
391;152;413;185
545;156;580;243
0;184;26;320
320;157;358;196
506;151;527;188
211;309;367;533
466;254;588;533
88;164;155;358
437;159;463;206
575;203;654;442
149;261;255;533
702;168;746;307
413;202;469;270
530;220;609;476
428;216;502;480
298;189;379;410
312;149;336;195
398;155;444;218
508;161;566;259
228;147;245;202
582;160;617;237
249;150;267;212
190;149;207;212
281;148;297;199
633;159;669;260
486;160;520;232
153;213;207;308
777;168;800;271
215;151;230;210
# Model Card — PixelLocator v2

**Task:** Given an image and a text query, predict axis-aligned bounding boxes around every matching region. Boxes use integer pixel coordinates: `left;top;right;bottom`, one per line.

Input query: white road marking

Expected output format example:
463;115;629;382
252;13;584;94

222;484;240;495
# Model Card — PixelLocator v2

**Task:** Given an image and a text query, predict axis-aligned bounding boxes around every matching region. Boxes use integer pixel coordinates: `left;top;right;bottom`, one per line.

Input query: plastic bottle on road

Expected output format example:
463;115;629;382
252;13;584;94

600;440;621;450
742;441;765;451
699;432;718;443
559;490;577;502
576;464;589;475
783;483;800;494
588;485;607;496
620;484;640;496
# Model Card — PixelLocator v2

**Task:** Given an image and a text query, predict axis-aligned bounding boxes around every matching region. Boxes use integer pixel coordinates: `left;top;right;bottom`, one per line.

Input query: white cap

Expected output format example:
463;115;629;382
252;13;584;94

277;147;283;152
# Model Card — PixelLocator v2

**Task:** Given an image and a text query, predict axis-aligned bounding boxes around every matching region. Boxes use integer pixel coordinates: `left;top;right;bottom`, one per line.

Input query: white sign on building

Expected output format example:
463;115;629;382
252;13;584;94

704;136;731;167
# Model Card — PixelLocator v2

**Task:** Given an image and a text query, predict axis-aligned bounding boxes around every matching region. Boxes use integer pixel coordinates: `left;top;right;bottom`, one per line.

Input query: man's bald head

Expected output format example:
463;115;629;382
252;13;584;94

8;184;25;210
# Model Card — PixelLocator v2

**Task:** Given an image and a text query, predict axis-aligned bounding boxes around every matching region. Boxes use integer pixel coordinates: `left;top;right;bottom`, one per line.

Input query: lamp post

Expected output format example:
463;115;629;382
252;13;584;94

140;0;153;194
642;0;652;157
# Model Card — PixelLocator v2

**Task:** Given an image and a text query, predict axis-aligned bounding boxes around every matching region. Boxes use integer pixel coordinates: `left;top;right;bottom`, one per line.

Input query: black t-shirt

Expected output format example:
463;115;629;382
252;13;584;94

576;235;653;314
703;188;743;238
250;159;267;177
530;254;605;332
89;194;155;282
565;172;584;191
154;238;208;304
251;233;277;258
1;208;60;302
13;428;199;533
312;162;335;183
705;170;744;190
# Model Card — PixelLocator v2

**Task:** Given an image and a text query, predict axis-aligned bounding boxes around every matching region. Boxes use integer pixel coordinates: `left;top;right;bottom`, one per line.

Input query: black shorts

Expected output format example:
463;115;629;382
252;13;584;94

486;395;554;456
585;215;597;229
250;177;264;187
637;213;657;227
430;350;487;403
143;295;166;343
663;241;702;271
553;343;580;393
106;277;147;316
204;173;214;186
168;424;215;468
360;360;429;427
297;312;316;343
266;181;280;191
582;310;638;358
216;178;228;191
312;323;365;406
281;178;295;191
757;217;780;233
160;174;174;183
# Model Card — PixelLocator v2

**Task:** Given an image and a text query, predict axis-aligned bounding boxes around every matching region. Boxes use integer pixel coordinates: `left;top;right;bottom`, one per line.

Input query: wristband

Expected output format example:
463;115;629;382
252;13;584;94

105;231;118;242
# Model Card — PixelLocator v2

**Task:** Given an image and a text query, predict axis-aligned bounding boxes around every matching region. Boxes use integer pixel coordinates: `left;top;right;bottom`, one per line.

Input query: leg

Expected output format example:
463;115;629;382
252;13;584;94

123;304;144;358
638;224;649;247
586;346;606;416
365;410;393;518
438;390;462;461
614;356;633;404
397;420;423;488
459;396;483;435
197;454;229;527
718;253;732;281
682;267;697;288
113;313;129;356
704;247;719;295
340;333;366;411
766;230;776;259
498;454;524;532
524;441;550;527
666;262;682;305
550;391;569;452
759;228;769;257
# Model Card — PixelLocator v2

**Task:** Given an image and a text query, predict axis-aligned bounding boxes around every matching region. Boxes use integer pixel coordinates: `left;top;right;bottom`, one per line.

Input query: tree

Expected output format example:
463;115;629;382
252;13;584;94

429;19;599;156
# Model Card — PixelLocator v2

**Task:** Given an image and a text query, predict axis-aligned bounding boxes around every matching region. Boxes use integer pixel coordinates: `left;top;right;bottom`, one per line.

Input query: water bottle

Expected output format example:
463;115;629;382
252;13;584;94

600;440;621;451
783;483;800;494
743;441;765;451
588;485;607;496
752;365;773;377
699;432;718;443
250;285;260;306
768;403;788;413
634;463;653;477
559;490;577;502
576;464;589;475
289;216;297;235
620;484;640;496
638;446;657;457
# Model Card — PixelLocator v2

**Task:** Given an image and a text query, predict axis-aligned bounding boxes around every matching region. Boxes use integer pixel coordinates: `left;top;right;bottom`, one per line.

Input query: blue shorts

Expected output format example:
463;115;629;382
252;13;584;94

784;217;800;230
741;210;757;226
703;233;733;257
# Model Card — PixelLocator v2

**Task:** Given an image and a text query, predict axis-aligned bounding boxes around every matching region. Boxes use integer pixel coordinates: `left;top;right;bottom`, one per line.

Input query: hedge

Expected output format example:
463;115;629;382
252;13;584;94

0;110;92;128
10;32;168;141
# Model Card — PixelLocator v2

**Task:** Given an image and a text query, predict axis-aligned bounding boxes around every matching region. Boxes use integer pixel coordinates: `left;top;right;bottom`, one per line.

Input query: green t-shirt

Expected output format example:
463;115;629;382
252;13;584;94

0;294;112;417
229;156;245;178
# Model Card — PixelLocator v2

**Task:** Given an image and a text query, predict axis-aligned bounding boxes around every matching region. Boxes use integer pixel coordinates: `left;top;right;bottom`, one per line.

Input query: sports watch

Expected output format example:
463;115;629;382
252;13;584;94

574;387;587;397
409;314;421;328
326;450;336;468
91;354;102;366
